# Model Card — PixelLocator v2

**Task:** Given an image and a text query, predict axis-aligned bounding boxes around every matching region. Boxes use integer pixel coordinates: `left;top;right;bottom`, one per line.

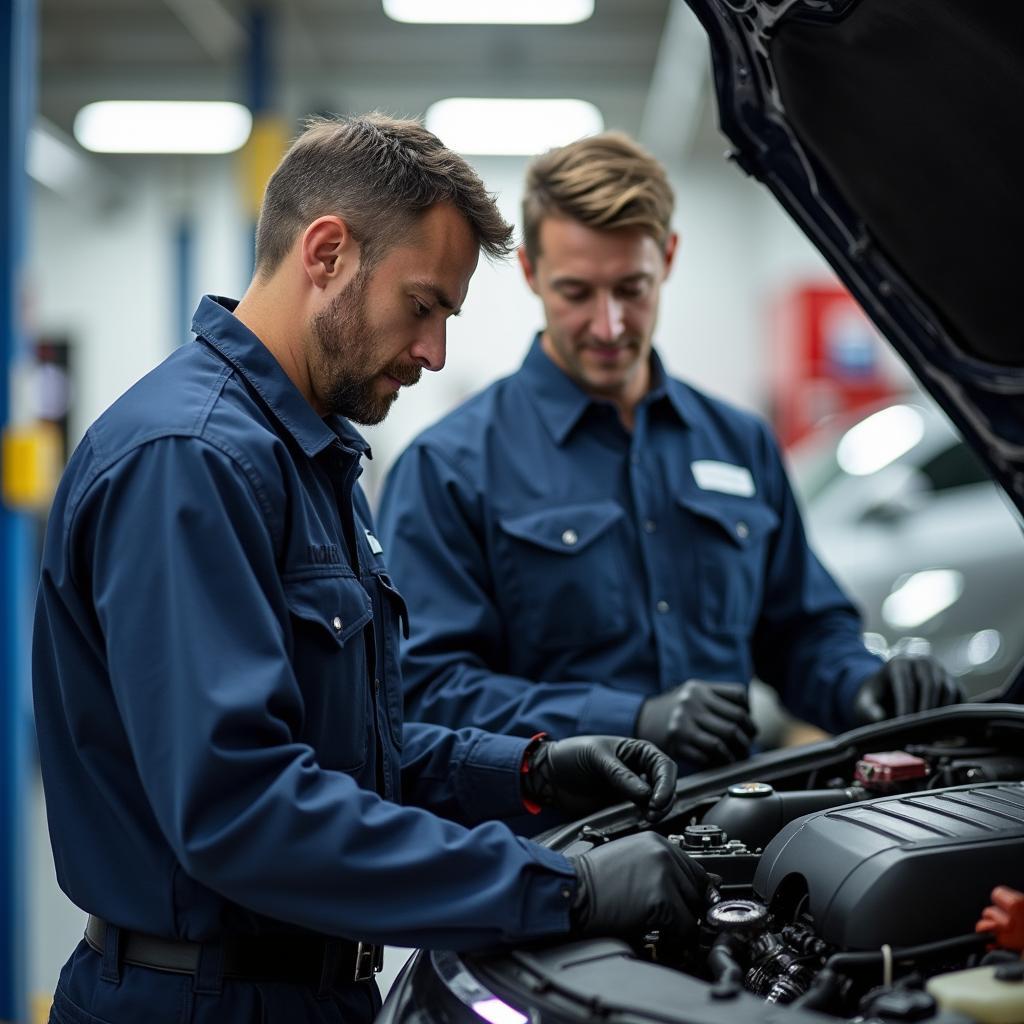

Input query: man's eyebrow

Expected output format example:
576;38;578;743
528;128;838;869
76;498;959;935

414;280;462;316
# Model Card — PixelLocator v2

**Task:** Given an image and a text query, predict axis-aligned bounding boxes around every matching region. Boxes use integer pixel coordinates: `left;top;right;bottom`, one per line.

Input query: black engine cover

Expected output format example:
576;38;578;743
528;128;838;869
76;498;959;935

753;781;1024;949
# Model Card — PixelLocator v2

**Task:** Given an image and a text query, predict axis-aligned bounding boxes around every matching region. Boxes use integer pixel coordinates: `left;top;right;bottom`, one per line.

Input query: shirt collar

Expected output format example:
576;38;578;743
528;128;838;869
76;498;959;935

191;295;371;460
518;333;693;445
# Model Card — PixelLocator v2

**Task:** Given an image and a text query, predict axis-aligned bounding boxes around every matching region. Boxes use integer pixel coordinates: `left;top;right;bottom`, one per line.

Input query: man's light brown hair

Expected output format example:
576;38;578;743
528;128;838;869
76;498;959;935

254;113;514;277
522;132;675;262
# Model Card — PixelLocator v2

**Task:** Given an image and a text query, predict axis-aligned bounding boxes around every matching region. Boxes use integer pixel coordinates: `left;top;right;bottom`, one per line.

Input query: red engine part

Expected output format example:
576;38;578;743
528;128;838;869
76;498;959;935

977;887;1024;952
854;751;929;791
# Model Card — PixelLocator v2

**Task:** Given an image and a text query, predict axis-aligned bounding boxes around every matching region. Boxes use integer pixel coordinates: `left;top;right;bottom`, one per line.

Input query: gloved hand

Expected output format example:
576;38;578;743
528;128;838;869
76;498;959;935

635;681;757;767
522;736;677;822
852;655;964;724
568;832;713;943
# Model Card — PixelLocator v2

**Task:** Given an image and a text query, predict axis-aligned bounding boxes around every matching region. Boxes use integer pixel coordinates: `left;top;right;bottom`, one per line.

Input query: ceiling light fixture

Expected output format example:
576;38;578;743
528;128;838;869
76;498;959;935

74;101;252;155
425;98;603;156
383;0;593;24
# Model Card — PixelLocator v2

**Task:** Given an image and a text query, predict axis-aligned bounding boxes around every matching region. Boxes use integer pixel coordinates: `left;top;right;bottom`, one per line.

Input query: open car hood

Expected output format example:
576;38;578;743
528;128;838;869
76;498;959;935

682;0;1024;520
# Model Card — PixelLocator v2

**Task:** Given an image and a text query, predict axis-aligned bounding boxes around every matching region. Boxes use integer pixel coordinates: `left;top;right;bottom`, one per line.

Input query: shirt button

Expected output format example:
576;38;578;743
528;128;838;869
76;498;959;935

656;600;670;614
561;529;579;546
736;521;749;540
643;519;657;534
332;616;343;632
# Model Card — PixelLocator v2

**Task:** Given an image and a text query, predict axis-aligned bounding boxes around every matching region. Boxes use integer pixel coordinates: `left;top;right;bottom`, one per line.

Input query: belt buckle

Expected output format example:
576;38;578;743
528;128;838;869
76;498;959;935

353;941;382;983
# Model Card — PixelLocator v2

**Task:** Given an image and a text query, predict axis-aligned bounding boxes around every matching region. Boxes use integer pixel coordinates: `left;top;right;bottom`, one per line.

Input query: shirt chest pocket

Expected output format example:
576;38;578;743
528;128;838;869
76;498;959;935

496;500;630;650
674;494;779;636
282;572;373;772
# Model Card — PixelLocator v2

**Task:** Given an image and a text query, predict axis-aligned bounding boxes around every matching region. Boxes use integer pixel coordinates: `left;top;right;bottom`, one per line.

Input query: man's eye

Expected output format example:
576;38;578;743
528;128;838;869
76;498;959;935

616;285;645;300
560;290;589;303
413;300;431;318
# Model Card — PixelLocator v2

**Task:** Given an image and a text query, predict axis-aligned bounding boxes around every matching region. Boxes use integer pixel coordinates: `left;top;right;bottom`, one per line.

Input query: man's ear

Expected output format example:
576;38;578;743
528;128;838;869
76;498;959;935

661;231;679;280
518;244;540;295
300;216;361;289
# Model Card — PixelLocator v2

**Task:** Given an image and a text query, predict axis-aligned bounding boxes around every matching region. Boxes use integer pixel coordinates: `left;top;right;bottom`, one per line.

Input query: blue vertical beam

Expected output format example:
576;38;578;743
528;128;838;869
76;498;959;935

245;6;272;277
0;0;35;1019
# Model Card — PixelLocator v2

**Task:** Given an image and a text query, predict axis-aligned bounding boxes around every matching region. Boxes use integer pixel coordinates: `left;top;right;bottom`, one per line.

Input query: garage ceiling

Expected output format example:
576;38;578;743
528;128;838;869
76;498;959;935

39;0;681;140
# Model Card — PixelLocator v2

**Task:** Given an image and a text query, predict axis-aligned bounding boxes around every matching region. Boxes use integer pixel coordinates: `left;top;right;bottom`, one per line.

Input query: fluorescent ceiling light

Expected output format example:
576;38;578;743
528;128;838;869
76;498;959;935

882;569;964;630
836;404;925;477
384;0;593;24
426;98;603;155
74;101;252;154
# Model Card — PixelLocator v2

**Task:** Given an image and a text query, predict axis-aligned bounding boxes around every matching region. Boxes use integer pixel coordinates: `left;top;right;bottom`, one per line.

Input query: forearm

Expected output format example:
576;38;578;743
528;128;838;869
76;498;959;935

405;656;646;740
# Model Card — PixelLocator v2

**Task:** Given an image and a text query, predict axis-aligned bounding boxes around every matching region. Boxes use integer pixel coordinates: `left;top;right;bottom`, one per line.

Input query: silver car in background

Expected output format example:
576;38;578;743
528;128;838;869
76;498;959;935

789;398;1024;698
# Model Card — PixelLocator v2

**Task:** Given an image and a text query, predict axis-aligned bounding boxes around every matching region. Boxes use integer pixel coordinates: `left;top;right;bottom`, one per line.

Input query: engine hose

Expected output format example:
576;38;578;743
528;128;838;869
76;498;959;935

791;968;841;1011
824;929;992;974
707;937;744;997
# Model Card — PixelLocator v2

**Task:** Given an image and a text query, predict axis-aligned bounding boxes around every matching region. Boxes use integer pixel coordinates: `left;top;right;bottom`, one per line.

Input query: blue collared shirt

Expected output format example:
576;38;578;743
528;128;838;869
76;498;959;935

32;297;575;949
378;335;882;745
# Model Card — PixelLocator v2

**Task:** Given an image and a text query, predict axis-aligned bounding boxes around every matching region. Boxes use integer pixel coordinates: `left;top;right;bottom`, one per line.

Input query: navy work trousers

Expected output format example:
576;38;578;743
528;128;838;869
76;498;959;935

49;940;383;1024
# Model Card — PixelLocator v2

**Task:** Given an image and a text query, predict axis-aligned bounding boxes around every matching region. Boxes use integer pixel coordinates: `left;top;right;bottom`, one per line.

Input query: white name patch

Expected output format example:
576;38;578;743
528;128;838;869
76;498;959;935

365;529;384;555
691;460;756;498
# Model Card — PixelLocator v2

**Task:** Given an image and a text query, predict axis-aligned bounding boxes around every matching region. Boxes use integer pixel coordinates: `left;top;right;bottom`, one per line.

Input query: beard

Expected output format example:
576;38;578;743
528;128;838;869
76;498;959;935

309;269;422;425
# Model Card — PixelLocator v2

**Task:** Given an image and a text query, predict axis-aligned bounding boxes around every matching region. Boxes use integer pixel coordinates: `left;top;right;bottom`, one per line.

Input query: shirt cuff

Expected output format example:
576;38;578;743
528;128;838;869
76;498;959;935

454;732;534;824
579;687;647;738
514;841;577;939
835;655;886;732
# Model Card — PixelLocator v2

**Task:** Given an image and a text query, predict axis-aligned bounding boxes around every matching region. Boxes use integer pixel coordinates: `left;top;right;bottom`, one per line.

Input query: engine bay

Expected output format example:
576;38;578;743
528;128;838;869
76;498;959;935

538;709;1024;1022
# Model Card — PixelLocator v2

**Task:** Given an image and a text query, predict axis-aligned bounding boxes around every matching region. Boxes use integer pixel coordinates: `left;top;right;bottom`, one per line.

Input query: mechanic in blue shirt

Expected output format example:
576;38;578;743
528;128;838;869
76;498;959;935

32;116;714;1024
378;131;962;775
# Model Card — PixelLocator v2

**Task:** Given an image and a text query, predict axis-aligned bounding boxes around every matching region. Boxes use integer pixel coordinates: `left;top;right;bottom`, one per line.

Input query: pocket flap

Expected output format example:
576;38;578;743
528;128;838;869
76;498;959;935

283;573;372;647
673;492;779;548
377;572;410;640
498;500;625;555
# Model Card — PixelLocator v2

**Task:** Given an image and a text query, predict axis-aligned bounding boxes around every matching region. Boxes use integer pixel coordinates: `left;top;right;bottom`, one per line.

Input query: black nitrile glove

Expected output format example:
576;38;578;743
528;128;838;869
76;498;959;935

522;736;677;822
852;655;963;725
568;832;712;944
635;681;757;767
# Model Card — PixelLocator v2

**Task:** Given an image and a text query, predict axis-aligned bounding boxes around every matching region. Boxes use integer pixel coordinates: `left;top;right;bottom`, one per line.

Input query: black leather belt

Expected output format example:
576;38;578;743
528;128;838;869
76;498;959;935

85;916;384;986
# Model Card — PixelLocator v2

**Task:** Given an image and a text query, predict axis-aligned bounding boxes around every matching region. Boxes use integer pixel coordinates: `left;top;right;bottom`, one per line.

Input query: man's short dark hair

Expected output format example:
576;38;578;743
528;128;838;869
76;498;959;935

254;113;514;277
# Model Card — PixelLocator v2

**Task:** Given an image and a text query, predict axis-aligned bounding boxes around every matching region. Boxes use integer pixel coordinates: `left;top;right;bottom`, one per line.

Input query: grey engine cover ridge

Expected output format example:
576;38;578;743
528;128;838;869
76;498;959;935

753;782;1024;949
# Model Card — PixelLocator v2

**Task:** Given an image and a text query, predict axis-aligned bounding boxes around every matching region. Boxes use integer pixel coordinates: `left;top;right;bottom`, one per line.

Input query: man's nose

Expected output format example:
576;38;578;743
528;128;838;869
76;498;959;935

590;292;624;342
410;322;447;372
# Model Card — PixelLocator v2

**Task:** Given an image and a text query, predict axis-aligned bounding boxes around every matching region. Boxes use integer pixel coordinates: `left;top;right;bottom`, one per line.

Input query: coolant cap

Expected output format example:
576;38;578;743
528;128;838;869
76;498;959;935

706;899;768;933
727;782;774;798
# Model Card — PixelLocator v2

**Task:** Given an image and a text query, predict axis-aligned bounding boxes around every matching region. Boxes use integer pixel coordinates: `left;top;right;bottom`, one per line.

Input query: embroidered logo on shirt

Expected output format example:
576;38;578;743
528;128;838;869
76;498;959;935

307;543;342;565
691;460;756;497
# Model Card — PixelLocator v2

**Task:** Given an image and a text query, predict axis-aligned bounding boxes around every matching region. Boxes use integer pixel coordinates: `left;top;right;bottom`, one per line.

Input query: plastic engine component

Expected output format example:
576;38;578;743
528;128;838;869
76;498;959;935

754;781;1024;949
855;751;929;790
703;783;864;850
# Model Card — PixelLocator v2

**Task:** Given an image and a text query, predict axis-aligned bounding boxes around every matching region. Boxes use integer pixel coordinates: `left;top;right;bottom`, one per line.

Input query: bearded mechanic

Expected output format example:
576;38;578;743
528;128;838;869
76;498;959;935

32;116;711;1024
377;132;962;800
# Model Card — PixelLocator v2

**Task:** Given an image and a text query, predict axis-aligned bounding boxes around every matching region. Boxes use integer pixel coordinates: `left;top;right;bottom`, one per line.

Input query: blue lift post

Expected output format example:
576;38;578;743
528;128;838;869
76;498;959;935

1;0;36;1020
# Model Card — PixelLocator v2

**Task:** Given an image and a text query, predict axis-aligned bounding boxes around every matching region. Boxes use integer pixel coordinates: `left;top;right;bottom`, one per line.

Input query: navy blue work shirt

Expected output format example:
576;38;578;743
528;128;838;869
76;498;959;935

32;298;576;951
378;335;883;745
